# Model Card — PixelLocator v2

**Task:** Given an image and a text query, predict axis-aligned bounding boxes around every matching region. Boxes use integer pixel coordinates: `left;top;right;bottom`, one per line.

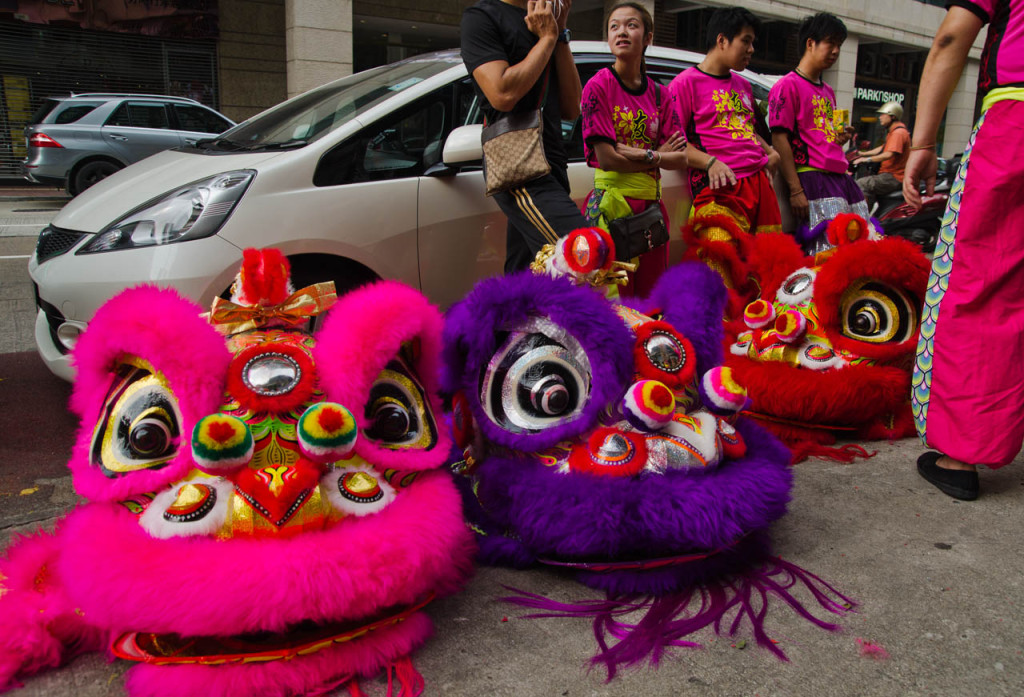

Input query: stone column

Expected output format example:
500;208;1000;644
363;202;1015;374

285;0;353;99
941;58;979;157
823;34;858;115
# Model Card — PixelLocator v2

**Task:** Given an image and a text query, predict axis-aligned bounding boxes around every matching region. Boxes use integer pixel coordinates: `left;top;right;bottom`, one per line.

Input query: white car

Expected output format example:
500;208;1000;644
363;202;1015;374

29;42;776;380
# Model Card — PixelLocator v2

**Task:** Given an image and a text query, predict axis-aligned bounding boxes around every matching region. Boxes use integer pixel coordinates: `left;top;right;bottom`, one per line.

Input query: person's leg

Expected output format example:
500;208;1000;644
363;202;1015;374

749;169;782;236
856;173;887;209
913;100;1024;487
493;171;588;273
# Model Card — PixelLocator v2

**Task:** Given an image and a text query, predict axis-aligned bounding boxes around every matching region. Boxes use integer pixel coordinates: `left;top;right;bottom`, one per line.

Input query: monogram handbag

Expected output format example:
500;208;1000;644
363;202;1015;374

607;204;669;261
481;69;550;196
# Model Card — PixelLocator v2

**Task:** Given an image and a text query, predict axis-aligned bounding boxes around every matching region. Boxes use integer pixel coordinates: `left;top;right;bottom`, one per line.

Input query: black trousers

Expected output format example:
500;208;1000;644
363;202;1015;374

493;166;589;273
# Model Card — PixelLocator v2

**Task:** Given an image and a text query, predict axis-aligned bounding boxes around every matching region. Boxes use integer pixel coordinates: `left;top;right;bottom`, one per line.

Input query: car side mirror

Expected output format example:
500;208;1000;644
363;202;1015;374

442;125;483;165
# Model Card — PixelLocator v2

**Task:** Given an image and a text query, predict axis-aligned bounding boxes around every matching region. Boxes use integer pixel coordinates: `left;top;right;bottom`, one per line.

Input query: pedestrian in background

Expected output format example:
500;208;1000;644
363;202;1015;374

580;2;688;297
768;12;869;255
905;0;1024;500
667;6;781;300
461;0;587;273
854;101;910;210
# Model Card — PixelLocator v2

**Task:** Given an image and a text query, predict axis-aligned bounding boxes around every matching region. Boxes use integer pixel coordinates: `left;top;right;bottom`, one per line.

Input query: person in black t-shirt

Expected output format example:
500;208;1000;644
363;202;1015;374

462;0;589;273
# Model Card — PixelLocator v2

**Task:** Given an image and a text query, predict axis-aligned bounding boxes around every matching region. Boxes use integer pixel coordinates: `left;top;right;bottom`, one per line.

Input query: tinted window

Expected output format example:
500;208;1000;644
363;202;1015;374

314;87;451;187
105;103;170;129
173;105;232;134
29;99;60;125
53;103;101;124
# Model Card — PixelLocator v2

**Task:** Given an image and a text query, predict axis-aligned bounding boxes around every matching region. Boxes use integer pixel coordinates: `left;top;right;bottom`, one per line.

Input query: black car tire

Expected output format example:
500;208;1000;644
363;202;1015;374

71;160;123;196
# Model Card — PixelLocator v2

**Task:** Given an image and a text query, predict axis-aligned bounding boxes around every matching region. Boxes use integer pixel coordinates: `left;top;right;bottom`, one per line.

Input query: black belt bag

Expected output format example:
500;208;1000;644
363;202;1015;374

607;204;668;261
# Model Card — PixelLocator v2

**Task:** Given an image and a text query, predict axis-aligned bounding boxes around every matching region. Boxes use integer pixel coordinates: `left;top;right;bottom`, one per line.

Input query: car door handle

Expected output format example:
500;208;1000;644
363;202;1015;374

185;138;198;145
107;134;128;141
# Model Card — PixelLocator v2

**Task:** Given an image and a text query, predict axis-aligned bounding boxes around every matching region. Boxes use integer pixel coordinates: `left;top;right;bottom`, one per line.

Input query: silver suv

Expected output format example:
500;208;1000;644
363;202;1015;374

22;93;235;196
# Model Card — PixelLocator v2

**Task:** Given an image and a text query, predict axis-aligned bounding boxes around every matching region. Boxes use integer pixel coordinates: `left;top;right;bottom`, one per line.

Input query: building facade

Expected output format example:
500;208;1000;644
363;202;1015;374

0;0;980;178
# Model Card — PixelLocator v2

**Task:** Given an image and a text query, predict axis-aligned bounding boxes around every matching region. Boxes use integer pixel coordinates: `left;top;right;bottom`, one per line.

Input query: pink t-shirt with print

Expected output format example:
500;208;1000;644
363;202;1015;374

581;67;682;180
767;71;848;175
951;0;1024;94
668;66;768;180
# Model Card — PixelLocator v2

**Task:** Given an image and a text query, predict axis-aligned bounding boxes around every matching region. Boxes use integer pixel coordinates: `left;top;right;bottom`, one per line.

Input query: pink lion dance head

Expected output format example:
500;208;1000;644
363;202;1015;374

0;250;475;697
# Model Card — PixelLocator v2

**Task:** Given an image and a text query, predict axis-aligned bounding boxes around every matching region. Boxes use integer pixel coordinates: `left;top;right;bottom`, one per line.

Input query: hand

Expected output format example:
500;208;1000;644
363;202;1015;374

526;0;559;40
764;147;780;177
852;157;866;166
708;159;737;189
553;0;572;30
658;132;686;153
789;190;809;220
903;149;937;210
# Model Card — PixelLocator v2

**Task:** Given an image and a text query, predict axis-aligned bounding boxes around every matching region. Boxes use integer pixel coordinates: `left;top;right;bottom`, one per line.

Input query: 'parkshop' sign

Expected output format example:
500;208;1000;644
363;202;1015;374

854;88;905;105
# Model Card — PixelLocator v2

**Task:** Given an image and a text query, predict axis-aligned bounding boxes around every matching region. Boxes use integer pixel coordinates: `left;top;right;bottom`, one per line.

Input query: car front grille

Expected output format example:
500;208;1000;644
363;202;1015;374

35;225;86;263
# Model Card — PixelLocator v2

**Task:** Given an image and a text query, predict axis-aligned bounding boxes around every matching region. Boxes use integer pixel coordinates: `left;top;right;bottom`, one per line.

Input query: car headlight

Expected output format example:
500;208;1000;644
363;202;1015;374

78;170;255;254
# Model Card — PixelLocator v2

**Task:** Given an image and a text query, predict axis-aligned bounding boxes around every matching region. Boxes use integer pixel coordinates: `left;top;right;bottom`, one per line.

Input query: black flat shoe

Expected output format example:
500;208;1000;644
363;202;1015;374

917;451;979;501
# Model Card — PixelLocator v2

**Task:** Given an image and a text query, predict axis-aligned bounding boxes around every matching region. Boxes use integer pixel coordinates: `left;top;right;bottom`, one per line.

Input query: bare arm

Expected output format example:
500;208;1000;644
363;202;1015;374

772;131;808;220
904;6;984;207
608;138;688;171
554;42;582;119
470;0;559;112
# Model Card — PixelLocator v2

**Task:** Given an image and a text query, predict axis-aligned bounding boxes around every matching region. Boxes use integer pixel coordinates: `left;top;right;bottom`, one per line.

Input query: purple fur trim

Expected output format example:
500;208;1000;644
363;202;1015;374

467;420;792;594
642;263;728;375
502;549;855;680
441;272;635;451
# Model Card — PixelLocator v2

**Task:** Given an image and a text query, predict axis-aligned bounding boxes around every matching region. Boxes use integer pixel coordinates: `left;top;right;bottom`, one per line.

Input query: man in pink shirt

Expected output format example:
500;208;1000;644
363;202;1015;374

769;12;869;254
668;6;781;306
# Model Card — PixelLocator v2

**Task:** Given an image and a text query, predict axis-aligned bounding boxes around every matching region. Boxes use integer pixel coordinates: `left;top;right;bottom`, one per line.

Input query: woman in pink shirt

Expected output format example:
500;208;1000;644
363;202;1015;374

580;2;688;297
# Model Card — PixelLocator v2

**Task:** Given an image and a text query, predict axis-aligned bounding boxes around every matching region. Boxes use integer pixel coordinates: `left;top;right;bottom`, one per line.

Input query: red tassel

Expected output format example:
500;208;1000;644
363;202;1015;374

347;679;366;697
386;656;425;697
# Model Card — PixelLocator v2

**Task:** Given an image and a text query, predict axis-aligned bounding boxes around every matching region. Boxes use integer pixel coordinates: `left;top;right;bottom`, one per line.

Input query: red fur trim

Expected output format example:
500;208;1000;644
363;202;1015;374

237;248;292;306
682;214;755;292
633;321;696;388
744;232;812;300
569;428;647;477
728;356;910;428
564;227;614;273
789;442;877;464
226;340;315;414
825;213;870;246
814;236;930;363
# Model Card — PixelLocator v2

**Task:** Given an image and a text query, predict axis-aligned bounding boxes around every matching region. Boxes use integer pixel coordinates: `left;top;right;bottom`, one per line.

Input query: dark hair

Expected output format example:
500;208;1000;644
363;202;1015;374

798;12;848;51
605;2;654;38
706;7;761;51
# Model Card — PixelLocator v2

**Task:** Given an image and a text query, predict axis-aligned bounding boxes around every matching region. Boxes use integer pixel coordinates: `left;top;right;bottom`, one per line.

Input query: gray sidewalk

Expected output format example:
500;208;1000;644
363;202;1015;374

3;436;1022;697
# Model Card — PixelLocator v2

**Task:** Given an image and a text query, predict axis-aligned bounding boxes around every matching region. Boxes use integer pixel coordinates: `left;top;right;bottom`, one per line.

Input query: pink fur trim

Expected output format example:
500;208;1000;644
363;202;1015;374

123;613;432;697
0;529;106;689
53;470;474;636
314;282;451;472
69;286;231;502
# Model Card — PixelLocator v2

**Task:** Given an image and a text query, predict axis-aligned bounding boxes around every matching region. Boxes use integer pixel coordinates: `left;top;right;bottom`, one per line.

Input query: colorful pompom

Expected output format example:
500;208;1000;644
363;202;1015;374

699;366;751;415
561;227;614;274
298;403;358;463
825;213;870;247
568;427;647;477
774;309;807;344
622;380;676;432
743;299;776;329
192;415;254;471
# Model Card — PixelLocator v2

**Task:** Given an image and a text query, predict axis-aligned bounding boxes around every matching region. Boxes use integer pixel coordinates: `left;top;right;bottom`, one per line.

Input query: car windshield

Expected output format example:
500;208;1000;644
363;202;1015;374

212;55;461;150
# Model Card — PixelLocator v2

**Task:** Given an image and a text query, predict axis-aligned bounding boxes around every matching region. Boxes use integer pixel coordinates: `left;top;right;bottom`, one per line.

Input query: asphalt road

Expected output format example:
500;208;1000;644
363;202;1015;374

1;193;1022;697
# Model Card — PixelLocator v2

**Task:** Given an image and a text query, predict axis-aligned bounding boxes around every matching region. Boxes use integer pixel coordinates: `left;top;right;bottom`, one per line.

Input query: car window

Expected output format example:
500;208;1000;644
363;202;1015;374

105;102;170;129
173;105;232;134
53;103;101;124
314;87;451;187
29;99;60;125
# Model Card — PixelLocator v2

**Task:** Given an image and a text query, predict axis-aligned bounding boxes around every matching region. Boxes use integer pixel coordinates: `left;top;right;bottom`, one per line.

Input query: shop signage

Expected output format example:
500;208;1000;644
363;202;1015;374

854;87;905;105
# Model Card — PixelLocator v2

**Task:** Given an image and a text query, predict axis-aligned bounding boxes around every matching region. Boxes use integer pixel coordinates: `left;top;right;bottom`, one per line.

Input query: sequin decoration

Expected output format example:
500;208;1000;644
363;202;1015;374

163;484;218;523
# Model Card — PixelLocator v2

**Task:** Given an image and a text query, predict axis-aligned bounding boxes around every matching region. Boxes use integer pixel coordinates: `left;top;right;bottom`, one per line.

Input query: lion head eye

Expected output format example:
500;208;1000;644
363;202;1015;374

363;357;438;450
840;282;918;343
91;360;182;477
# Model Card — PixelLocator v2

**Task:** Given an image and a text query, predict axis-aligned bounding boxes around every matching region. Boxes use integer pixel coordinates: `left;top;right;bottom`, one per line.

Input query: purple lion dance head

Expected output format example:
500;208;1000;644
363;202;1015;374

442;261;853;677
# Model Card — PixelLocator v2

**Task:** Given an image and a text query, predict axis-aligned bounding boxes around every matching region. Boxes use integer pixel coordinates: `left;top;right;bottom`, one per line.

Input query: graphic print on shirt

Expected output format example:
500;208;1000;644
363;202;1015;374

614;105;655;147
810;95;838;143
712;89;758;143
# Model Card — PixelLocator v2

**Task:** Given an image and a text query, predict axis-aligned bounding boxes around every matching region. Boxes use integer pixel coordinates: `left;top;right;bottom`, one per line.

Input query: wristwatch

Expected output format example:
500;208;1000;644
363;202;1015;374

558;28;571;44
644;149;655;163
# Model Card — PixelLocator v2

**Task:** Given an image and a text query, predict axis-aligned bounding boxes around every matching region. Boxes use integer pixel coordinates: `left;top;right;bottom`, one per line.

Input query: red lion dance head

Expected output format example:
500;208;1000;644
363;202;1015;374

724;215;931;462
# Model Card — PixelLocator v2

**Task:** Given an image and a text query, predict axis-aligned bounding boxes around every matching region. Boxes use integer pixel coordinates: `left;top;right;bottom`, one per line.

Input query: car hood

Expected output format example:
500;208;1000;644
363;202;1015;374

53;149;283;232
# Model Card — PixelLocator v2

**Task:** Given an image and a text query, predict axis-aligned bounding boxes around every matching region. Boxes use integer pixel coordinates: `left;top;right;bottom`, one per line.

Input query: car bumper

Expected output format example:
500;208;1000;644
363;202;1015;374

29;235;245;381
21;162;64;187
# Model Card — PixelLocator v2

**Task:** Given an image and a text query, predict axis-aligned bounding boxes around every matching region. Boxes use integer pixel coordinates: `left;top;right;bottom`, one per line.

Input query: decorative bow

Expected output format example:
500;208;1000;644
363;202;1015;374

206;282;337;335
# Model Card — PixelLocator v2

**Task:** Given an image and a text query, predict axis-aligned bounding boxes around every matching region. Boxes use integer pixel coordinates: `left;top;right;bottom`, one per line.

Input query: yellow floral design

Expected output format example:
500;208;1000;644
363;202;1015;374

711;89;757;143
811;95;838;143
613;106;653;147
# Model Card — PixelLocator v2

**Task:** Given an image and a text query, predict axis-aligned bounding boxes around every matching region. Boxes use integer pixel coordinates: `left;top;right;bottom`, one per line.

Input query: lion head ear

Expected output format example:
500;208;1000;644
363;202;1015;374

69;285;231;502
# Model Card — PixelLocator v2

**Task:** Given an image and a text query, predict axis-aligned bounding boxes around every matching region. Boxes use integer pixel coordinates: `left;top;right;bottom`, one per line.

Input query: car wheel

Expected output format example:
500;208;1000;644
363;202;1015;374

72;161;122;196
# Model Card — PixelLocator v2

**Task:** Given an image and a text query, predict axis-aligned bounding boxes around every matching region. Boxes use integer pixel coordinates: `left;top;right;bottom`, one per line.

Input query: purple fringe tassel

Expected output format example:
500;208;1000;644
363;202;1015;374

501;556;855;680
